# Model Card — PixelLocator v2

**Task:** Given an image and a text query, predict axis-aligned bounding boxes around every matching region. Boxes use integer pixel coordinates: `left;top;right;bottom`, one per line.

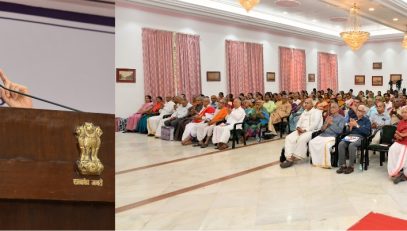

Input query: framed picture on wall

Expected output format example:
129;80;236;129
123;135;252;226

373;62;382;70
116;68;135;83
207;71;221;81
266;72;275;82
308;74;315;82
372;76;383;86
355;75;365;85
390;74;402;84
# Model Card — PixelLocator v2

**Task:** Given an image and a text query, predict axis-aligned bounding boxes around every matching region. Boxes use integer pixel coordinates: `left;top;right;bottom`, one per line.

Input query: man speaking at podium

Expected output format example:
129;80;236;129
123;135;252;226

0;69;32;108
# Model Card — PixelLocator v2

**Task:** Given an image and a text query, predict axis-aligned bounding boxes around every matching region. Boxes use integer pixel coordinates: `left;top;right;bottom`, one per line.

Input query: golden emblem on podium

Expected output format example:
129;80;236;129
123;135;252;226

75;122;104;176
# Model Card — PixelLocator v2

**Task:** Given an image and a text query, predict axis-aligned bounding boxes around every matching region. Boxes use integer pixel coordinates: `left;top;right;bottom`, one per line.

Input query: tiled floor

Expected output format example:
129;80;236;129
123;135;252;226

115;132;407;230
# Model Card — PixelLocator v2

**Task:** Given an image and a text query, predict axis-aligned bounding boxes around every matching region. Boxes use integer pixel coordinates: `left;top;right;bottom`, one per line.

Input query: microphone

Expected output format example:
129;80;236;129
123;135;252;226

0;83;82;112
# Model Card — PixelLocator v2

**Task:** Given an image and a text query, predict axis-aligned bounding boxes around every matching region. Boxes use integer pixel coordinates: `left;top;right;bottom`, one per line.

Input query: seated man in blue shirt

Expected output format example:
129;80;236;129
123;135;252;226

337;105;371;174
0;69;32;108
369;101;391;144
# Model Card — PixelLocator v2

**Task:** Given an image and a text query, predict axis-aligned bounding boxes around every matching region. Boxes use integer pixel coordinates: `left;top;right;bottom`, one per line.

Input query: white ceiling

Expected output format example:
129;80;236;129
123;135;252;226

124;0;406;44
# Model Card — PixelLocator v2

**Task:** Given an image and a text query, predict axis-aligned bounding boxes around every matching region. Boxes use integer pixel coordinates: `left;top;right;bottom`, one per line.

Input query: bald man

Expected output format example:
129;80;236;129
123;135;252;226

0;69;32;108
280;98;323;168
212;98;245;150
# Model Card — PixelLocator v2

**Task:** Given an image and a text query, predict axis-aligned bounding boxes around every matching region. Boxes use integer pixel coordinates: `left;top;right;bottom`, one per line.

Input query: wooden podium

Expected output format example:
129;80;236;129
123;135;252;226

0;108;114;229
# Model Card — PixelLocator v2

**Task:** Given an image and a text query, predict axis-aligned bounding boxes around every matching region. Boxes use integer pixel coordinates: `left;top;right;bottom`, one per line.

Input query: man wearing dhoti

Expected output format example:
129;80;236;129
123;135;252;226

196;99;229;148
147;96;176;136
280;98;323;168
387;106;407;184
181;97;215;145
212;99;245;150
309;102;345;168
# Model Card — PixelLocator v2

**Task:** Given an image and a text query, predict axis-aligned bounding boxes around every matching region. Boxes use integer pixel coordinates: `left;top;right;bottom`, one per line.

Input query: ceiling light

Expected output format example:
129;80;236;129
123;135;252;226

393;18;399;21
283;11;288;15
340;3;370;51
403;26;407;49
312;19;317;22
368;8;375;12
239;0;260;12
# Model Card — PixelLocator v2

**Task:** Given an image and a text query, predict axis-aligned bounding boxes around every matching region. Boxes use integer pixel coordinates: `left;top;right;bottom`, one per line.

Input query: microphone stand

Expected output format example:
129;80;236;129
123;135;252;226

0;83;82;112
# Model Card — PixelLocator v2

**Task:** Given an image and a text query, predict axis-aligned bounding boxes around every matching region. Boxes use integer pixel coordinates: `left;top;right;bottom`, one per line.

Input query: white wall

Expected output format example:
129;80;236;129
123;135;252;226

339;41;407;94
0;13;115;114
115;5;340;118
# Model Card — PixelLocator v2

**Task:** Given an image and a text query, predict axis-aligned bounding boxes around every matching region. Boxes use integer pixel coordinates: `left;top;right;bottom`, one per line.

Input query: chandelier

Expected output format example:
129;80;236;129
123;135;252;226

340;3;370;51
403;26;407;49
239;0;260;12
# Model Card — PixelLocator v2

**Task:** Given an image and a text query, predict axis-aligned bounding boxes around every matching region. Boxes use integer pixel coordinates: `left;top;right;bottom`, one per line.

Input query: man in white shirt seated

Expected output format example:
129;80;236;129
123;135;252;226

0;69;32;108
280;98;323;168
147;96;177;136
369;101;391;144
155;98;191;138
212;99;245;150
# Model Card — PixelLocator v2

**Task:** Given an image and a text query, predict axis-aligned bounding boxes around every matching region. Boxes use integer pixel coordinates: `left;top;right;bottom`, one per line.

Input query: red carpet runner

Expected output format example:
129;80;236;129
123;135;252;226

349;212;407;230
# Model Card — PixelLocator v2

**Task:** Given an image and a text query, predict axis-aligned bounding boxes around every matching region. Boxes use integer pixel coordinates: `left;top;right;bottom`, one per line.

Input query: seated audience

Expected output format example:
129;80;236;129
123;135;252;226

390;98;402;124
245;100;269;139
337;94;345;109
337;105;371;174
263;93;276;114
181;97;216;145
384;93;393;113
309;102;345;168
155;98;191;138
345;98;360;122
280;98;323;168
268;95;292;136
136;96;164;133
147;96;177;136
125;95;153;131
210;95;218;108
289;98;304;132
369;101;391;144
173;97;204;141
196;99;229;148
212;99;245;150
387;106;407;184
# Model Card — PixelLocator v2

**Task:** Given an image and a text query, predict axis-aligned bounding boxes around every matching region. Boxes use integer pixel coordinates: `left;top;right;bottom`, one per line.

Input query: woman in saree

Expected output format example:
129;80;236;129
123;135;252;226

136;96;164;134
289;98;304;132
245;100;269;139
125;95;153;132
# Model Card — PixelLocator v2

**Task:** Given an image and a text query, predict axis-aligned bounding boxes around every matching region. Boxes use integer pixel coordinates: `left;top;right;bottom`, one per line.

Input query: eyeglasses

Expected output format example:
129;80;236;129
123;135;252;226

358;109;365;113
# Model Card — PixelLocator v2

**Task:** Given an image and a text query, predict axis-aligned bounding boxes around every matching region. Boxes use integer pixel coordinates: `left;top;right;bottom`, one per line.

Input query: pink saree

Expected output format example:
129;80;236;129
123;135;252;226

126;102;153;131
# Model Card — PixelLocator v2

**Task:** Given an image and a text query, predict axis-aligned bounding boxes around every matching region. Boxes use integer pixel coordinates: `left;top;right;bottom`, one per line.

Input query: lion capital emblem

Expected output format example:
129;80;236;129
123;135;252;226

76;122;104;176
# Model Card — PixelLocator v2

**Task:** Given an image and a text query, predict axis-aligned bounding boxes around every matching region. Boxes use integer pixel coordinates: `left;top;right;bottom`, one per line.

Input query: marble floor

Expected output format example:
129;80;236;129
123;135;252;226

116;132;407;230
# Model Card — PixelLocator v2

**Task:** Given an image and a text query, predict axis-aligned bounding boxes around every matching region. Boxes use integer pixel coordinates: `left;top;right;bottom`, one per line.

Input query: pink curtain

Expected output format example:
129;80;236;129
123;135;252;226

318;52;338;92
142;28;175;98
279;47;306;92
226;40;264;96
176;33;201;100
